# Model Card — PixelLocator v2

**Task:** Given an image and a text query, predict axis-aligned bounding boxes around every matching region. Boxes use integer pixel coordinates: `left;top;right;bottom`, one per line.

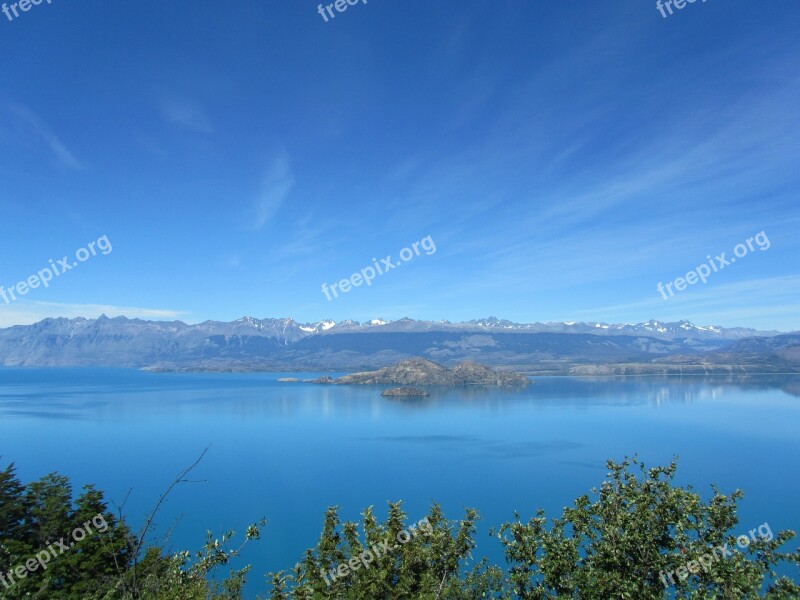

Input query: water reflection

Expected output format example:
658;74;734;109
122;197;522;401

0;369;797;421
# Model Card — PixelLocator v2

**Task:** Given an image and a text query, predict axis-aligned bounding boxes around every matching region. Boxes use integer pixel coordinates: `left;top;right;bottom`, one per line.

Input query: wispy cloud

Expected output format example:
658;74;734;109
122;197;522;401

6;103;83;169
272;214;342;260
226;257;243;270
0;302;188;328
131;129;169;158
385;68;800;305
249;153;294;230
568;276;800;331
158;97;214;133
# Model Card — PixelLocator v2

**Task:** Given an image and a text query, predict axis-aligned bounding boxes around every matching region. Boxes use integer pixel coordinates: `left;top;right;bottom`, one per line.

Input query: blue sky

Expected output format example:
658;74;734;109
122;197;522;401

0;0;798;330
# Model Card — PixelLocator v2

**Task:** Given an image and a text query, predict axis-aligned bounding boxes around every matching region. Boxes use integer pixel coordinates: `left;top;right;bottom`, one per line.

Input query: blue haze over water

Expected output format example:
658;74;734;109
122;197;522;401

1;369;799;597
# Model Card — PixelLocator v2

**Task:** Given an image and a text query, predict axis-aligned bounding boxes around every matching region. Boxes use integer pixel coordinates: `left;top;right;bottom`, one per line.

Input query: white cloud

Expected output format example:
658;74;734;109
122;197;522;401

158;97;214;133
6;103;83;169
250;153;294;230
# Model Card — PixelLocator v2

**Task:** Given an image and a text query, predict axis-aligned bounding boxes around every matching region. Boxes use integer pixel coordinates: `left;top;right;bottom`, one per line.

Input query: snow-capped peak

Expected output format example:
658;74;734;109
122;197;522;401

299;319;337;333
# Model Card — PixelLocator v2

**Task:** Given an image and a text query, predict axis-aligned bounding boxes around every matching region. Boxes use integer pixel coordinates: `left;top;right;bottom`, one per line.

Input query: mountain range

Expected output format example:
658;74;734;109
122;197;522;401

0;316;797;374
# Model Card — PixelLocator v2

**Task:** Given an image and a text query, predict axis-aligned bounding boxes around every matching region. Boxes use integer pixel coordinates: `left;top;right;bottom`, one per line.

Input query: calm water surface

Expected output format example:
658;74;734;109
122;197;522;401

1;369;798;597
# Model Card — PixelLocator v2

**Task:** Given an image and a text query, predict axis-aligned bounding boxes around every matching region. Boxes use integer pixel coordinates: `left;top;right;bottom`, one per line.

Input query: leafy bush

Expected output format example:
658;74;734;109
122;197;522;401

1;457;798;599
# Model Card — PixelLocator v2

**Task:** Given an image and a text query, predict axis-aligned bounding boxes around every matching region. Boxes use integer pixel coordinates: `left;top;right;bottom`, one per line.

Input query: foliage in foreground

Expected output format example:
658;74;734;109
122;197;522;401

1;457;799;599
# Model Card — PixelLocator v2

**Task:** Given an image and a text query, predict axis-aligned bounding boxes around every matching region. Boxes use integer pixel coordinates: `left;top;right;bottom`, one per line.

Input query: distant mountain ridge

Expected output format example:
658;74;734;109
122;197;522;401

305;316;778;340
10;314;771;340
0;315;795;374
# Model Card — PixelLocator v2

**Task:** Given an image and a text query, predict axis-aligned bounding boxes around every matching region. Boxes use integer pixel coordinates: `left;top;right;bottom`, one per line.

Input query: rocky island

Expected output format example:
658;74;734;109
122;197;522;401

312;358;530;387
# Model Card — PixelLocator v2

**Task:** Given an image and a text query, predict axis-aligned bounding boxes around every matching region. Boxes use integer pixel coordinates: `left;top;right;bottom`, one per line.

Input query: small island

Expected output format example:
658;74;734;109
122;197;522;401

311;357;530;387
381;387;430;397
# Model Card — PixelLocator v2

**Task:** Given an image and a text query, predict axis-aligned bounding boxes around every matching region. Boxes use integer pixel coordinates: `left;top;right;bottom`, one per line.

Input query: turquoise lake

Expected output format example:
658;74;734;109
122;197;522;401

1;369;798;597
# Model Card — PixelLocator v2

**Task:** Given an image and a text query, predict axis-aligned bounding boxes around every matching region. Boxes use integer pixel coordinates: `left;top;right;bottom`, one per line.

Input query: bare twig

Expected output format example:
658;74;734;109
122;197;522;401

129;447;211;596
435;569;447;599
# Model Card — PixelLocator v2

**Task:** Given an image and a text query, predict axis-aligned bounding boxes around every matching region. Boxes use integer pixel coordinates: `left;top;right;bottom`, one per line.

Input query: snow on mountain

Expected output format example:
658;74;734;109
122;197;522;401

0;315;788;369
1;315;780;347
250;316;773;340
298;319;337;333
